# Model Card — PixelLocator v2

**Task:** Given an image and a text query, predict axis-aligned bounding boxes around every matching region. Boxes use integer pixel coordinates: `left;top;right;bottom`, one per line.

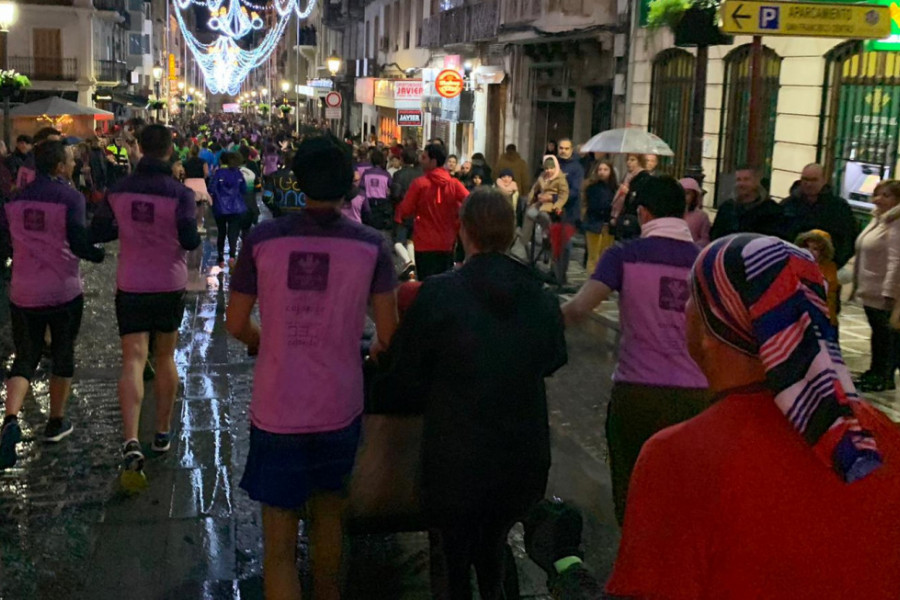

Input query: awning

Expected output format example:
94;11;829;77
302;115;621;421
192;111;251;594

11;97;115;121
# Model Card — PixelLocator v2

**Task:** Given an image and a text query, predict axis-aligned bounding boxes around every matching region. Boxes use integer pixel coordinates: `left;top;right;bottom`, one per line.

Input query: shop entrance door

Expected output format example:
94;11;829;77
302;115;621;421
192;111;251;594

531;101;574;169
485;81;508;168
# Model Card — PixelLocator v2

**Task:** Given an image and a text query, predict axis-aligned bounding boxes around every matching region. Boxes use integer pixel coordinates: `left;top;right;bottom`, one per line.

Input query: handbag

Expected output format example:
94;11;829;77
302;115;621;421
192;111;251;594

345;414;425;534
346;358;425;534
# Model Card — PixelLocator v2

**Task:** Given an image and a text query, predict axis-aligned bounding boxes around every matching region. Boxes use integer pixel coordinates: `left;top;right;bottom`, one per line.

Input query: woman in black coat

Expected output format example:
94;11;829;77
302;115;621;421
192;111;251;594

374;188;568;600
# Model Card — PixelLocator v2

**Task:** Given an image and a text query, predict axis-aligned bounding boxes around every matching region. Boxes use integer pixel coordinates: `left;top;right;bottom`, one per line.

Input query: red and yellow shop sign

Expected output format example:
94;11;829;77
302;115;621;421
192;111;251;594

435;69;464;99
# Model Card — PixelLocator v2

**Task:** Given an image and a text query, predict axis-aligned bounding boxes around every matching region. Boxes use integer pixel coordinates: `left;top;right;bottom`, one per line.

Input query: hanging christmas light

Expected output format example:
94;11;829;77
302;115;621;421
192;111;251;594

173;0;315;95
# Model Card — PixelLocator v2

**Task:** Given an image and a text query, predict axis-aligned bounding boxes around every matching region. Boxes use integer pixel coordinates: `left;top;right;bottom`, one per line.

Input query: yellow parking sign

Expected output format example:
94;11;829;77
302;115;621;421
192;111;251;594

720;0;891;38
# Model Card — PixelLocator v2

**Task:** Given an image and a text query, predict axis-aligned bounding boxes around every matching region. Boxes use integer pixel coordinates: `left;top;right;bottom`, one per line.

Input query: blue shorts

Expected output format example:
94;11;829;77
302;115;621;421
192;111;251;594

239;418;362;510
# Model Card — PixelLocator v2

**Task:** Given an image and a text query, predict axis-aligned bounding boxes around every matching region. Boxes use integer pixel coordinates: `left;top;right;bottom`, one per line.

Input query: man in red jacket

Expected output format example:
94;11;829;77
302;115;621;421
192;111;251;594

395;143;470;279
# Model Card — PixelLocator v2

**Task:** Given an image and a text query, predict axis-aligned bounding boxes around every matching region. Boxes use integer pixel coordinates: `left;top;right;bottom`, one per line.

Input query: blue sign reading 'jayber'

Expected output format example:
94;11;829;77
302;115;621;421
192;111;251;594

760;5;780;29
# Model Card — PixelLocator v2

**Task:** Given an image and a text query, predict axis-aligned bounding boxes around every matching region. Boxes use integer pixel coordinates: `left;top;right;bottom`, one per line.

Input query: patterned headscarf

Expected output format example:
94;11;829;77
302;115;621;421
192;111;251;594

692;234;882;483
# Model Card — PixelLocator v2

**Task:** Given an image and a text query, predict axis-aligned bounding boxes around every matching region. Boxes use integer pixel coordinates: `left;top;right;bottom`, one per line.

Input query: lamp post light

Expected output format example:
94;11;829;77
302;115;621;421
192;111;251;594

326;52;342;77
151;64;164;123
0;0;18;148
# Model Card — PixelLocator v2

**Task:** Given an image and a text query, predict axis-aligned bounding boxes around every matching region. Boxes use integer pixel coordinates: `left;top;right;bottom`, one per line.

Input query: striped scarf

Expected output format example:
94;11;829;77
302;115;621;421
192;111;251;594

692;234;882;483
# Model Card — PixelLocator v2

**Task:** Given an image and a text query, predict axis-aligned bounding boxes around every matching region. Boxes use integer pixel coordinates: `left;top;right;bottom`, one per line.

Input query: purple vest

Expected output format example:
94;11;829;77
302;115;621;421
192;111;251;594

5;179;83;308
361;168;391;200
109;191;187;293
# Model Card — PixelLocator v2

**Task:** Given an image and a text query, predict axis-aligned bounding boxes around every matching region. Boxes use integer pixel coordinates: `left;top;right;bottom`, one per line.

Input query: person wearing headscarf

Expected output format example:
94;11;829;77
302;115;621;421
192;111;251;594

520;156;569;265
606;233;900;600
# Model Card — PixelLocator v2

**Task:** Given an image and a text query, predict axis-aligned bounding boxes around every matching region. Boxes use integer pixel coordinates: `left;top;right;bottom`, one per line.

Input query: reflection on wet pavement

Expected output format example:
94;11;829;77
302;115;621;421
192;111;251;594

0;222;622;599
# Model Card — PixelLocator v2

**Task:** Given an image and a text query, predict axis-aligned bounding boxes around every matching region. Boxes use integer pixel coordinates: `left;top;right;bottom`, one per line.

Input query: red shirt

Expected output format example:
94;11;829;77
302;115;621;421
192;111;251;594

607;390;900;599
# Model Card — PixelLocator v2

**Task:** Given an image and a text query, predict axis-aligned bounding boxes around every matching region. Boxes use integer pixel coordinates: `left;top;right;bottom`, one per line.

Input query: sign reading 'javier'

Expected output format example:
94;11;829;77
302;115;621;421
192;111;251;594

721;0;890;38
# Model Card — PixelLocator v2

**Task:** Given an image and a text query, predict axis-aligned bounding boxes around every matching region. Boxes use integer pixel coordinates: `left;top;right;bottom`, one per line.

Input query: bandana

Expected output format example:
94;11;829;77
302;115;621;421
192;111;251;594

692;234;882;483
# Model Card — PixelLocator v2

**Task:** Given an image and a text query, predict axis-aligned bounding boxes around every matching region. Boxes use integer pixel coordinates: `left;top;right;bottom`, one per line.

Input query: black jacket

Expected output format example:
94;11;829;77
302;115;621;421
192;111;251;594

781;183;858;268
373;253;567;522
710;195;787;241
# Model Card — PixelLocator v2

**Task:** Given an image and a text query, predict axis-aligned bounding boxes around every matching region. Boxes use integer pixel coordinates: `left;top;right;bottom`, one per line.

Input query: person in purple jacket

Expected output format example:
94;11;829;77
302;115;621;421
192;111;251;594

562;175;710;526
226;134;398;600
360;149;393;230
209;152;248;267
0;141;105;469
90;125;201;478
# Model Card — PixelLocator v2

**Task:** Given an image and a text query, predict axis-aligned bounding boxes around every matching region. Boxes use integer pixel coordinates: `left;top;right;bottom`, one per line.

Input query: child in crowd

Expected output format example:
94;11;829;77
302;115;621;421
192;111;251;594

796;229;840;327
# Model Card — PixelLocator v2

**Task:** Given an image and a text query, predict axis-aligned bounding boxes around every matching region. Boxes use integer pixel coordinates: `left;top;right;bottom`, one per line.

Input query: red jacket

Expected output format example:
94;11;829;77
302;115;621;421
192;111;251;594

395;167;469;252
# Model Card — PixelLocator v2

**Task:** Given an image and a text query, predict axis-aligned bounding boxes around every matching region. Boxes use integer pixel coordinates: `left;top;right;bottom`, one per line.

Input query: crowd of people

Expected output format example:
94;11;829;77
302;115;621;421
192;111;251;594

0;112;899;600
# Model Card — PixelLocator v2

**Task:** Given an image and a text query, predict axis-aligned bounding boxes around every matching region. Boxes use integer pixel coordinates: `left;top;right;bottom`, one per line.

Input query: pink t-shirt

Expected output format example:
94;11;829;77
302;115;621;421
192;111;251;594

230;209;396;434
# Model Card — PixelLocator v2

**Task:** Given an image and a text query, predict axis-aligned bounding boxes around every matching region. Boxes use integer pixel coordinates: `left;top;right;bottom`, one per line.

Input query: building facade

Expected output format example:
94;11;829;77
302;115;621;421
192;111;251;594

629;3;900;212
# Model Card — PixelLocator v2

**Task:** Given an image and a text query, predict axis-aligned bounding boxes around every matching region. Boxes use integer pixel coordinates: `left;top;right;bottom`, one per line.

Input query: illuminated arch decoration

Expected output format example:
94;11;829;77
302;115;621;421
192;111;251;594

172;0;315;95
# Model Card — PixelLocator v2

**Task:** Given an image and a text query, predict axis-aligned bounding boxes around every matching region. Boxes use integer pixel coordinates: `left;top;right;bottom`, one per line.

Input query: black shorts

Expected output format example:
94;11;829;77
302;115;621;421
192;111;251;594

10;295;84;380
239;418;362;509
115;291;186;337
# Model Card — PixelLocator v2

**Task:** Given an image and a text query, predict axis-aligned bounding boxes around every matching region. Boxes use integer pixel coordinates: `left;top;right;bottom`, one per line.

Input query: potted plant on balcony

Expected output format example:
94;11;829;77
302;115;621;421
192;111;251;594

280;104;292;116
0;70;30;97
258;103;270;116
646;0;733;47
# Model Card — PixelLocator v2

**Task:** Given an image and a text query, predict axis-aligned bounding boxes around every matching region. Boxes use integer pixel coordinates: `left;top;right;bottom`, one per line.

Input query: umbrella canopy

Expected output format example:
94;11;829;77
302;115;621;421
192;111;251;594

10;97;114;120
581;128;674;157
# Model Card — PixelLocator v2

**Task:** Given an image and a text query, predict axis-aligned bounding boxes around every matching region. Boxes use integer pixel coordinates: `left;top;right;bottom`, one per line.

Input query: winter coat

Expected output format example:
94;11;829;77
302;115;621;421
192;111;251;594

494;150;532;195
557;155;584;225
372;252;567;523
395;167;470;252
782;183;858;268
529;156;569;214
210;167;247;217
710;193;787;241
581;182;614;233
852;203;900;310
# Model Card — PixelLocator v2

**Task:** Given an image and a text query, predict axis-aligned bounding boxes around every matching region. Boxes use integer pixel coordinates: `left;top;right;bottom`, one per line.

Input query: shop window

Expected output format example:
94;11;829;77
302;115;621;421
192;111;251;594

819;41;900;205
648;48;695;178
716;44;782;204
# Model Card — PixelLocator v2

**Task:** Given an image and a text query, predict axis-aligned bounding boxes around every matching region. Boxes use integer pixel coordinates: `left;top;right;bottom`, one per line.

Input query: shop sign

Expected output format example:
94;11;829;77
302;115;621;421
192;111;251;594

296;85;316;97
398;109;423;126
435;70;465;99
168;53;177;80
308;78;334;89
720;0;890;38
394;81;423;100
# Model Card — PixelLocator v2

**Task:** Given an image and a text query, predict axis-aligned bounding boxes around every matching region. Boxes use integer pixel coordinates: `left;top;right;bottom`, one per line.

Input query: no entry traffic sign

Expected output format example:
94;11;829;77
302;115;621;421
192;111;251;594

324;91;342;108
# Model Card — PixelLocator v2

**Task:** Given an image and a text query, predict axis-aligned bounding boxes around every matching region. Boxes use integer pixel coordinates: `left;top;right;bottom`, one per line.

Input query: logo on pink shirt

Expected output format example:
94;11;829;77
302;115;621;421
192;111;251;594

23;208;45;231
659;276;690;312
288;252;329;291
131;201;155;224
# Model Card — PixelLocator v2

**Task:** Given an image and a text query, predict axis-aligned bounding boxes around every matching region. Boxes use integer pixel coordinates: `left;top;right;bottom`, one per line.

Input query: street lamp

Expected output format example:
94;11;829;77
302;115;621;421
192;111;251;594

0;1;18;148
326;52;342;77
281;81;290;94
151;64;164;123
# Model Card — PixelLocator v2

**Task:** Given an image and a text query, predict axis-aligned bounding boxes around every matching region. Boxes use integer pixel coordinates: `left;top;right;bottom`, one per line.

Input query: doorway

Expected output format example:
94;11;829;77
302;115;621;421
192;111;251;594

531;100;574;168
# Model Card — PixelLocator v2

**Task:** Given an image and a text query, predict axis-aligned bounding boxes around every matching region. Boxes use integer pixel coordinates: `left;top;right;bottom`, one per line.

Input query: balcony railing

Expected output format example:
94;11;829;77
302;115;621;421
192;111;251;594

419;1;499;48
8;56;78;81
95;59;129;85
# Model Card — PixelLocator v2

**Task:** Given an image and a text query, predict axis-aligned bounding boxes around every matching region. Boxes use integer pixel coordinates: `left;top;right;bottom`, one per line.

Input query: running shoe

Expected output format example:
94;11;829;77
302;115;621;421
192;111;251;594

43;418;73;443
121;440;145;472
0;418;22;469
151;432;171;453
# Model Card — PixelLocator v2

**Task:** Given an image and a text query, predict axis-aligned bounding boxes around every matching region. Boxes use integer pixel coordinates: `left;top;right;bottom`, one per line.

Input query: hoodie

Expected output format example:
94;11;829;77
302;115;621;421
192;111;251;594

372;252;567;520
395;167;470;252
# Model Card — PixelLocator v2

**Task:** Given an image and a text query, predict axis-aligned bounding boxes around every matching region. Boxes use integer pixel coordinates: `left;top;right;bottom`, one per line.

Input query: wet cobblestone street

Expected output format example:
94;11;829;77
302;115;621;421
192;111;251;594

0;224;621;599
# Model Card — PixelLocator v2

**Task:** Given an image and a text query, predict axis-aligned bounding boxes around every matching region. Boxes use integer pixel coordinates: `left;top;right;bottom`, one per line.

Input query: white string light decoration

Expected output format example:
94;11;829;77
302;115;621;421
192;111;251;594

173;0;315;95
